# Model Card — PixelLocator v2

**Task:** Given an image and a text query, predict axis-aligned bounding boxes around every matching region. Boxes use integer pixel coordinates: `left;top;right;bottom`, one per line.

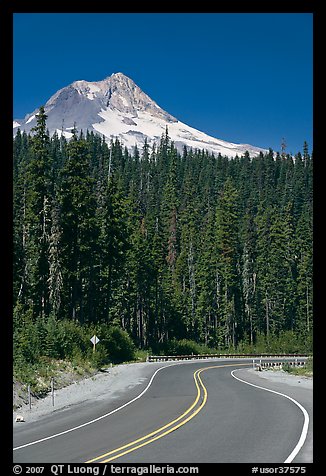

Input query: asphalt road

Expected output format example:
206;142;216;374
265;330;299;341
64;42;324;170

13;359;313;463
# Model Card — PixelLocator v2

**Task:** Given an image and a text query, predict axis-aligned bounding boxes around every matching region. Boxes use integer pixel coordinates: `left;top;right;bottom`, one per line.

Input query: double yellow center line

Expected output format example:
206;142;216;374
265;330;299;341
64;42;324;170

86;363;249;463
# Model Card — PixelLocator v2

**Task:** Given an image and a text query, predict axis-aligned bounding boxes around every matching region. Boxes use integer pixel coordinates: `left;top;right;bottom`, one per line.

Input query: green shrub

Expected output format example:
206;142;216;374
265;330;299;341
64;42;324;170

88;344;109;369
282;356;313;376
167;338;204;356
55;319;89;358
100;326;136;363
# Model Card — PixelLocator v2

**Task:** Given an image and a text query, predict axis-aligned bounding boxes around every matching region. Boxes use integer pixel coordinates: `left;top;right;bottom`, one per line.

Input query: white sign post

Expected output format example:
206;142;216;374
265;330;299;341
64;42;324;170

51;377;55;406
90;335;100;353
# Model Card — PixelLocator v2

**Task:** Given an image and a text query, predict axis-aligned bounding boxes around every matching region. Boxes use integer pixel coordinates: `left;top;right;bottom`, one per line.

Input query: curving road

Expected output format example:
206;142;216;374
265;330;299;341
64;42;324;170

13;359;312;463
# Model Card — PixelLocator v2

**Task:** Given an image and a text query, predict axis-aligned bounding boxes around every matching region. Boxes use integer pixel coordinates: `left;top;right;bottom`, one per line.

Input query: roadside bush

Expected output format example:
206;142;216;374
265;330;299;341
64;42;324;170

167;338;205;356
88;344;109;369
55;319;89;358
13;317;41;364
99;325;136;364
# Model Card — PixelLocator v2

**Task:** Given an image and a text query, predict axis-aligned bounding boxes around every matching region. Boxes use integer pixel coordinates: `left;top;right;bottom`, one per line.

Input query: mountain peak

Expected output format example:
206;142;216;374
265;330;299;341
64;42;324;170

101;72;136;90
105;73;176;122
109;72;133;81
13;72;267;157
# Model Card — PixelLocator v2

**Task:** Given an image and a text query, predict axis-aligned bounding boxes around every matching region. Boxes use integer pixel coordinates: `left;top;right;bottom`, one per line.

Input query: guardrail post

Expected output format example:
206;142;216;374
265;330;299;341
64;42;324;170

28;384;31;410
51;377;55;407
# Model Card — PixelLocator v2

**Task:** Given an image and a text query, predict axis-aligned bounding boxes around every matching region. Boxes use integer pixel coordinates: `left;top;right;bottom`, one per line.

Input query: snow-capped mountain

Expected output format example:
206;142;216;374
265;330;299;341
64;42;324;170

13;72;267;157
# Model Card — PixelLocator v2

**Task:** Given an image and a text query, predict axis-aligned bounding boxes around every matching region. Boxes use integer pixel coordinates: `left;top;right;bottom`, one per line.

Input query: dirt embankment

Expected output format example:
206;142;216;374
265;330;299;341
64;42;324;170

13;360;98;411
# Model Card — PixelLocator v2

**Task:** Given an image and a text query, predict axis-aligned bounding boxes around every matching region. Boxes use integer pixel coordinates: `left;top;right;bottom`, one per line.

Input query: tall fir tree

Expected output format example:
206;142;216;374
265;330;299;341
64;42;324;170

22;106;52;318
215;178;241;347
57;133;98;322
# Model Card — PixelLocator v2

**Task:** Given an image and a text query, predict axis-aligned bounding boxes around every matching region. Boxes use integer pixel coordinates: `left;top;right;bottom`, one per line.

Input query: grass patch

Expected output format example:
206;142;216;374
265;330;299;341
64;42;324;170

13;356;98;399
282;357;313;377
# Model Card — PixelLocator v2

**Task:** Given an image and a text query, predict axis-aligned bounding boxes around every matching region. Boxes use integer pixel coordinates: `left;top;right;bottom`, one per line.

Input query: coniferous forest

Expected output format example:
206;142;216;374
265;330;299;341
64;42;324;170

13;108;313;376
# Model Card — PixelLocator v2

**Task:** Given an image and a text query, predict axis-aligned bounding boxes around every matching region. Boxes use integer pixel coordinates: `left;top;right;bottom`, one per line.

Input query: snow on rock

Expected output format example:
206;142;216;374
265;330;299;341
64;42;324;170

13;72;267;158
26;114;36;124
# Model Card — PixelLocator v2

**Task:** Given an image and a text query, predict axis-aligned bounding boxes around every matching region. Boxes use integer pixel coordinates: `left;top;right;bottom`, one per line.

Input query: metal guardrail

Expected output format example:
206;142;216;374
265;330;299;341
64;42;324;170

147;353;310;362
254;359;307;370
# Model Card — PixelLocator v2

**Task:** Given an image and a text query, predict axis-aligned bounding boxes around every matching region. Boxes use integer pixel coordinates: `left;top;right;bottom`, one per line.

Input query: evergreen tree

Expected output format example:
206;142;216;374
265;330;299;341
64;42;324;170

97;174;129;325
256;203;296;339
22;106;52;318
195;206;218;345
241;201;258;345
13;130;30;304
215;178;241;347
294;203;313;336
57;134;98;322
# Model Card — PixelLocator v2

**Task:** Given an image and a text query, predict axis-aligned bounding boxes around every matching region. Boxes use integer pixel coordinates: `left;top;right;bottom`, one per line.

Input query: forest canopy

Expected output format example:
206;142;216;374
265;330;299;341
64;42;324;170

13;108;313;363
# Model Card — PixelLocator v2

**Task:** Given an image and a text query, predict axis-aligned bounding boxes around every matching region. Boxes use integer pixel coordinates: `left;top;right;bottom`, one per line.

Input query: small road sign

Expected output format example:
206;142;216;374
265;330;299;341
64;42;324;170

90;335;100;352
90;335;100;345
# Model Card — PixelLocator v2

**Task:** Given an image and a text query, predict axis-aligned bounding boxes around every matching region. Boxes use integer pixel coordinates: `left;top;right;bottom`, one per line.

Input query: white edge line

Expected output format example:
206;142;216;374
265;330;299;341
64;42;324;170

13;359;211;451
230;369;310;463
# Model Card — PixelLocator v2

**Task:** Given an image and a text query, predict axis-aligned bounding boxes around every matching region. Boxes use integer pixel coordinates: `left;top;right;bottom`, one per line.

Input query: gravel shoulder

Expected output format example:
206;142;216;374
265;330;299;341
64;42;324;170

246;367;313;389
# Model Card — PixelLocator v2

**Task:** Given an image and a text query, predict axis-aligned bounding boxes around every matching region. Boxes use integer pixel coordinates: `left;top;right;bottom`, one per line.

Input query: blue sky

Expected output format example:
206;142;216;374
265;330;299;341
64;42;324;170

13;13;313;154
